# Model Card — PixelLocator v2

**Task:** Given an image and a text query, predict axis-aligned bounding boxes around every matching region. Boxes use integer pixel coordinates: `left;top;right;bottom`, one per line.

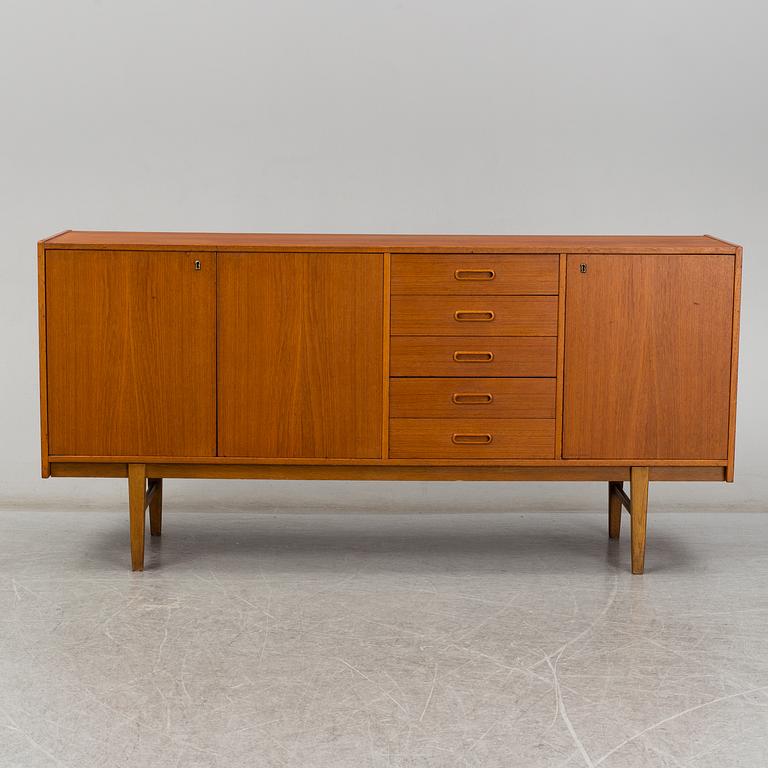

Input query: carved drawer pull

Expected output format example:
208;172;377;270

454;310;495;322
452;433;493;445
454;269;495;281
453;351;494;362
452;392;494;404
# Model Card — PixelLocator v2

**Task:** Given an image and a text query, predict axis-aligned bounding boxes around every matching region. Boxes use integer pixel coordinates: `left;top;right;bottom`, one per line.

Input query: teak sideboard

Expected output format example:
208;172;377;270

37;232;743;574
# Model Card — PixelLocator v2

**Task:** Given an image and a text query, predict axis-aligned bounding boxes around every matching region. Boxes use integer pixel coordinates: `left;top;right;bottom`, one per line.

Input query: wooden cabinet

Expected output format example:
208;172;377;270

38;232;742;574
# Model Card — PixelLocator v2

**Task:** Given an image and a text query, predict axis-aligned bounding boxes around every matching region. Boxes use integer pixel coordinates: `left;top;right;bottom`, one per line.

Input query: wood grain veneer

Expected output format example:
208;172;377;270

46;250;216;457
563;254;734;460
46;455;727;467
389;378;556;419
390;336;557;377
390;254;559;294
390;296;558;336
389;418;556;459
49;462;726;482
44;232;738;254
217;252;383;458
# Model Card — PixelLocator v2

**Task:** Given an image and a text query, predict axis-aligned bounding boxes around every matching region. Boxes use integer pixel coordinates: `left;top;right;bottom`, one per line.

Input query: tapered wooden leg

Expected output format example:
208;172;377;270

128;463;146;571
148;478;163;537
608;481;623;539
630;467;649;575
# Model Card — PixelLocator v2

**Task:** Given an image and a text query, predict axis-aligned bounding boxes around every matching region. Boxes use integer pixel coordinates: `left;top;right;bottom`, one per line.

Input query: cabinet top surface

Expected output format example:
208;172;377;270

41;231;739;254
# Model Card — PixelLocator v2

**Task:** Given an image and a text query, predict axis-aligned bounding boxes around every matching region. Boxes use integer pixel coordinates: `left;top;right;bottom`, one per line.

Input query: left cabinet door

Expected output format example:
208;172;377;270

46;250;216;457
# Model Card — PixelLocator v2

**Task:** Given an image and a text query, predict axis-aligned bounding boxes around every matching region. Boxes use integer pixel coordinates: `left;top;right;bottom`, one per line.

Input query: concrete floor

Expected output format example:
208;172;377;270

1;508;767;768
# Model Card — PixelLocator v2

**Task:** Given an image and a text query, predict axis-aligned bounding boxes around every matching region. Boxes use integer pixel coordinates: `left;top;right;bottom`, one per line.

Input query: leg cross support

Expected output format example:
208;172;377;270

128;463;163;571
608;467;649;574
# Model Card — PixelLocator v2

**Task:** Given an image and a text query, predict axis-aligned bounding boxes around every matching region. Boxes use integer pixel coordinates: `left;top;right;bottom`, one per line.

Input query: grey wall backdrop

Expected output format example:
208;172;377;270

1;0;765;514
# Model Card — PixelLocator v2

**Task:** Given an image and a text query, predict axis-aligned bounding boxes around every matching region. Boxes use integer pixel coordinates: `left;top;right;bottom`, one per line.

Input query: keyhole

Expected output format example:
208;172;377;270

579;263;587;273
194;260;201;271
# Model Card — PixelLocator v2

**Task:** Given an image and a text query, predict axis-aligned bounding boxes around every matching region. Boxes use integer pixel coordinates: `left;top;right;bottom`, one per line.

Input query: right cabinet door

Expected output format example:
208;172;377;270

563;254;735;460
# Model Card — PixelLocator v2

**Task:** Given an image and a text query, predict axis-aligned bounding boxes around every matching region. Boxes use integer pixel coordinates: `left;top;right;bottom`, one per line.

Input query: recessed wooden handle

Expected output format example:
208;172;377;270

454;310;495;322
454;269;495;281
452;433;493;445
453;351;494;362
452;392;493;404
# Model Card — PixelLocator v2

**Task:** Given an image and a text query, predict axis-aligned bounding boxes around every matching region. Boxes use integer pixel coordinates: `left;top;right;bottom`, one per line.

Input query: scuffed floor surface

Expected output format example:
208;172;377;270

1;509;768;767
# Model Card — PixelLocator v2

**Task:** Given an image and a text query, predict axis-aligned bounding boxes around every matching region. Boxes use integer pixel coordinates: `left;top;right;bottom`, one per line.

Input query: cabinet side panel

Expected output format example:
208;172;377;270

726;247;742;481
218;252;384;458
37;243;50;477
46;250;217;456
563;254;734;460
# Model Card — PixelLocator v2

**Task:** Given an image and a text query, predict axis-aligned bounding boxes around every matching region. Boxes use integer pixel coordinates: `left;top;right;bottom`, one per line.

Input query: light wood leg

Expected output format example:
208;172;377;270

630;466;649;575
128;463;146;571
148;478;163;537
608;481;623;539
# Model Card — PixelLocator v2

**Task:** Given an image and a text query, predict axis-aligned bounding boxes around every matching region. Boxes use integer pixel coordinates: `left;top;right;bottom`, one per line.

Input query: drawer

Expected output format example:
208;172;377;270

390;336;557;377
390;378;556;418
390;418;556;458
391;254;559;295
391;296;557;336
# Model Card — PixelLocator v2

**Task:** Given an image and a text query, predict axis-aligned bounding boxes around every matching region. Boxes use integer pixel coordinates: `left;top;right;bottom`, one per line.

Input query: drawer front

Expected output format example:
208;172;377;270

391;296;557;336
391;254;559;295
390;336;557;377
390;378;556;418
390;418;556;458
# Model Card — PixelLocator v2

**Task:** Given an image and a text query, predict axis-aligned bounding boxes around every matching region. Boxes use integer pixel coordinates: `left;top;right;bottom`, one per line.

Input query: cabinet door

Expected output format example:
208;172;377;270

46;250;216;456
218;253;383;458
563;254;734;459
